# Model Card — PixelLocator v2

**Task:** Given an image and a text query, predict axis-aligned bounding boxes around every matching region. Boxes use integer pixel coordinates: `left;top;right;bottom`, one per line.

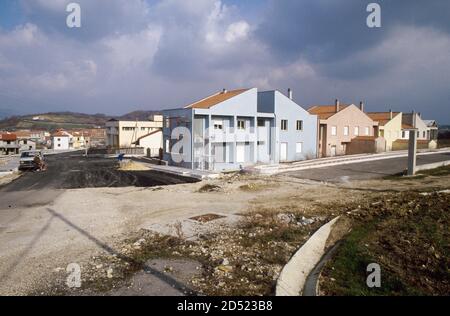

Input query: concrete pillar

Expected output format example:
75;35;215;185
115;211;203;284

407;129;417;176
253;116;258;163
233;116;237;164
207;115;212;170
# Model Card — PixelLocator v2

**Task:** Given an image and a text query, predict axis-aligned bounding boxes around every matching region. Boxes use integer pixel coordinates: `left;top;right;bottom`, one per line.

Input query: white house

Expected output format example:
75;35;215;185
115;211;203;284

52;131;72;150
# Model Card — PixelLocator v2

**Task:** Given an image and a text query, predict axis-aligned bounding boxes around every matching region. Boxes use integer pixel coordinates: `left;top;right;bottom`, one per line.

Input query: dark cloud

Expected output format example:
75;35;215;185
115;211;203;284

256;0;450;64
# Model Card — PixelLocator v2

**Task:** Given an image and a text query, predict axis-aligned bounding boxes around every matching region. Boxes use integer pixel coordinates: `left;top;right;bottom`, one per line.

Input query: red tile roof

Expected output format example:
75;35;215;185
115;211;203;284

185;89;250;109
367;112;400;126
307;105;350;119
0;133;17;141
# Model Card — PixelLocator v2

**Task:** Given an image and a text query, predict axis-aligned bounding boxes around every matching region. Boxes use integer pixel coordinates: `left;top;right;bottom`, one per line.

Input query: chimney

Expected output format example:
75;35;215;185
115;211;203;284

389;109;393;120
335;99;340;113
359;101;365;112
288;88;293;100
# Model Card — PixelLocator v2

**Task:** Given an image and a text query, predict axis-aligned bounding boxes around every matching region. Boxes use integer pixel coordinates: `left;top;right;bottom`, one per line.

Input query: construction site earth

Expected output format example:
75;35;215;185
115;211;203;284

0;151;449;296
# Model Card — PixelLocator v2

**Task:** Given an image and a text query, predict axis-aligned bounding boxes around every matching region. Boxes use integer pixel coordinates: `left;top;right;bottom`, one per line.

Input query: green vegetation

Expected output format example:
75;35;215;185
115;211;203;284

321;192;450;296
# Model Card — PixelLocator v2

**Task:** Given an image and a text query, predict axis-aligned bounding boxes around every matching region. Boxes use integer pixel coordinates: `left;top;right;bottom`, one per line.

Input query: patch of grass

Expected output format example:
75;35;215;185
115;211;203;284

239;183;272;192
321;192;450;296
198;184;221;193
418;165;450;177
383;172;426;181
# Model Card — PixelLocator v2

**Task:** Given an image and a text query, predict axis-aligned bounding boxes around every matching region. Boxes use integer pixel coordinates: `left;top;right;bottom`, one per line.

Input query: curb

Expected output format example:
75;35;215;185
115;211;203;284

275;216;340;296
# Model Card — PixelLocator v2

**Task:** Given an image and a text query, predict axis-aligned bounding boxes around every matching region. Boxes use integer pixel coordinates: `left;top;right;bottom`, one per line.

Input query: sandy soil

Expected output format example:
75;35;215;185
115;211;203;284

0;171;449;295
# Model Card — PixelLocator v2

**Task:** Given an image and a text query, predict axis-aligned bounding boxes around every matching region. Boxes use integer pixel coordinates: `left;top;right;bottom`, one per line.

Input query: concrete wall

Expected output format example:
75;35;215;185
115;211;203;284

320;105;377;157
392;139;433;151
346;137;386;155
136;131;163;157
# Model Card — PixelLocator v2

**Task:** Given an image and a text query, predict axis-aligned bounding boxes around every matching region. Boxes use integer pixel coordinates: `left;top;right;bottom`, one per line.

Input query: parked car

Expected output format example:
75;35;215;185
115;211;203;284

19;150;46;171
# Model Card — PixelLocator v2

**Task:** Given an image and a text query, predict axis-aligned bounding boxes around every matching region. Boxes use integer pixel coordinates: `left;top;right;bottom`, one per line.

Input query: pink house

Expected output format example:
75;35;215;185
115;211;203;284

308;100;380;157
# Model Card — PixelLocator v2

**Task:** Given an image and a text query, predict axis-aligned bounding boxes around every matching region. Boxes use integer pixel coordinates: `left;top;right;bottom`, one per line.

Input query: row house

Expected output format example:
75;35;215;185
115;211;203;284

162;88;318;171
308;101;380;157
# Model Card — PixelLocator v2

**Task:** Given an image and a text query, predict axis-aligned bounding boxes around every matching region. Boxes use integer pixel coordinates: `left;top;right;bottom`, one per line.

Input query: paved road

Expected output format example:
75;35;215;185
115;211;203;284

287;152;450;182
0;152;198;210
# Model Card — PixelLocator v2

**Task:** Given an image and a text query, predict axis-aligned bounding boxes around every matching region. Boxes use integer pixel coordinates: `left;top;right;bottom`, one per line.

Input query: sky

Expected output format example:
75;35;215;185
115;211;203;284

0;0;449;122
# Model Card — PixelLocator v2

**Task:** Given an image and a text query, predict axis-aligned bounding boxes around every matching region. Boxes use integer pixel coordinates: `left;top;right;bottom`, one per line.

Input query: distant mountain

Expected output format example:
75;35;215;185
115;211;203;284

0;108;20;120
0;110;161;131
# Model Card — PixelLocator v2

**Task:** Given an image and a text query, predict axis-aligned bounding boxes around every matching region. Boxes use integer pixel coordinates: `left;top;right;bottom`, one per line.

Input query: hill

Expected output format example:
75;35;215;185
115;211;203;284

0;110;160;131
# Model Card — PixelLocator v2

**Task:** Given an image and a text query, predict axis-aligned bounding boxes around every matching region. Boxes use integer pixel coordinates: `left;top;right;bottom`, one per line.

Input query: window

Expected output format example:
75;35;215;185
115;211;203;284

57;138;61;141
257;119;265;127
296;120;303;131
344;126;349;136
237;120;246;130
281;120;288;131
214;120;223;130
24;140;27;145
165;139;170;153
354;127;360;136
58;144;61;147
423;131;426;138
402;131;406;138
331;126;337;136
365;127;370;136
296;142;303;154
417;131;420;138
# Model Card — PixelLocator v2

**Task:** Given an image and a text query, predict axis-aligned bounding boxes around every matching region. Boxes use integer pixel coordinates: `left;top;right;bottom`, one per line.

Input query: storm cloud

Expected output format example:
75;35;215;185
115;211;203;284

0;0;449;122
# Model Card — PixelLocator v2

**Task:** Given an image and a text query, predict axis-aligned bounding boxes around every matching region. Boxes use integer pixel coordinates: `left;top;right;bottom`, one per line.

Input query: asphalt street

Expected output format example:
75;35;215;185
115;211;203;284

287;152;450;182
0;152;198;210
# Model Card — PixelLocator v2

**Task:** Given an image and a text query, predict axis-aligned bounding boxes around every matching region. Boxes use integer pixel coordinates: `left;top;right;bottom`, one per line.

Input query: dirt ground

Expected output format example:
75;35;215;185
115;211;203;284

1;165;449;296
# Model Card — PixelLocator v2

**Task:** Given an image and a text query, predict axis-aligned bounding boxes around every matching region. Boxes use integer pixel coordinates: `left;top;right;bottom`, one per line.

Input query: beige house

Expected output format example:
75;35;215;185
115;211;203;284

106;115;163;150
368;111;403;151
132;129;163;158
308;101;380;157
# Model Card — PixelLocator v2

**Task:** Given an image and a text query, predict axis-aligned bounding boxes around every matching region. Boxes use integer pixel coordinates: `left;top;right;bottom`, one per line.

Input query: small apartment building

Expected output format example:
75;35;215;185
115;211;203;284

14;131;37;151
52;131;71;150
368;111;403;151
163;88;263;171
163;88;318;171
105;115;163;150
308;101;380;157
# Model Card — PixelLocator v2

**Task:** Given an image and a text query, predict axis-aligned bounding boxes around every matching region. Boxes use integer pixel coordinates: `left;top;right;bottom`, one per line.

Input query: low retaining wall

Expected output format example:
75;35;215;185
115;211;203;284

415;160;450;172
276;216;340;296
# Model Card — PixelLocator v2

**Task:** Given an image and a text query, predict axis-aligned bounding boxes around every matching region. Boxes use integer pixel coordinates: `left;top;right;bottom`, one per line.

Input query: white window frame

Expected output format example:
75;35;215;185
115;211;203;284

237;120;246;130
296;142;303;154
354;127;360;136
331;126;337;136
344;126;349;136
214;120;223;130
365;127;370;136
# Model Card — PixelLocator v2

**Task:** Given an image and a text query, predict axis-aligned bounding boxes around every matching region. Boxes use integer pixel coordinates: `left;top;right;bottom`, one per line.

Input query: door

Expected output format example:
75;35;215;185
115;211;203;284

330;145;337;157
280;143;288;162
236;143;245;163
